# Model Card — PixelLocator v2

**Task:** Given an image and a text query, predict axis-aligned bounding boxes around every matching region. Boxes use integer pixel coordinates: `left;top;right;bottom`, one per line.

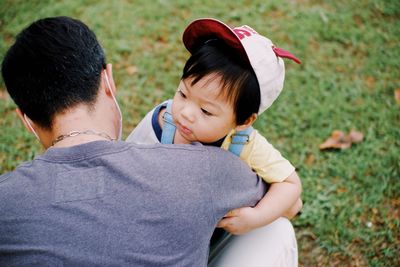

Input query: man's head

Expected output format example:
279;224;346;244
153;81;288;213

2;16;106;130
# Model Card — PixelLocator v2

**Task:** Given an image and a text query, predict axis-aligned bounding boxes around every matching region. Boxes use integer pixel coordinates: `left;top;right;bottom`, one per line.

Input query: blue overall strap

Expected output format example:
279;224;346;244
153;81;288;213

161;99;176;144
228;126;253;157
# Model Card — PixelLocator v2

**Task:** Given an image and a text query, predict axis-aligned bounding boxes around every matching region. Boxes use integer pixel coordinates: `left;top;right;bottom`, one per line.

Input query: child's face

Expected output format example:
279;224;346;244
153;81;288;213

172;75;236;144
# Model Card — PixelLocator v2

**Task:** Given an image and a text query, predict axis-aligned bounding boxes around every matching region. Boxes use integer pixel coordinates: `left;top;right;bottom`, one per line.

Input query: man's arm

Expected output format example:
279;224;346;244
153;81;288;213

217;171;302;234
218;130;303;234
205;146;267;223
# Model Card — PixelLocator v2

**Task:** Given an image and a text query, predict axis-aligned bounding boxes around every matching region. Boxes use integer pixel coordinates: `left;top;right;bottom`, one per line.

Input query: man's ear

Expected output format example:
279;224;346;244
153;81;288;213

15;108;35;133
235;113;257;131
103;63;116;95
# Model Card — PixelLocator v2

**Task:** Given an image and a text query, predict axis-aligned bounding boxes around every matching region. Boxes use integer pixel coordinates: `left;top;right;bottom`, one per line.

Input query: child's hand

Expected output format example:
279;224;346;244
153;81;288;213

216;207;262;235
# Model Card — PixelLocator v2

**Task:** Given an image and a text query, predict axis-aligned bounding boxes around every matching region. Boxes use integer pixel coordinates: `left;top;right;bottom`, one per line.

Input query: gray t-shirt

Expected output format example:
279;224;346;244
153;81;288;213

0;140;266;266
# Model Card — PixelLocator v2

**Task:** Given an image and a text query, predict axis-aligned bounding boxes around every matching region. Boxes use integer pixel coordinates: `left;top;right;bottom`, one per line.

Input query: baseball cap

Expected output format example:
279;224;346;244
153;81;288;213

182;18;301;114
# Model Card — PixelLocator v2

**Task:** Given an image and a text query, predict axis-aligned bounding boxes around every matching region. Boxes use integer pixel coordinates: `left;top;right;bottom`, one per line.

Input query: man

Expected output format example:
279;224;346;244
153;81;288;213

0;17;296;266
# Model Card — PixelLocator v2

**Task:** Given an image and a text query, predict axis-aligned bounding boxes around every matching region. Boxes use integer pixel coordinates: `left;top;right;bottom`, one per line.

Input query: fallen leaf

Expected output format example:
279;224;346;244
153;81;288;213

0;89;8;100
364;76;375;89
319;130;351;150
126;65;138;75
395;89;400;105
353;15;364;27
319;129;364;150
349;129;364;143
156;35;167;44
335;66;344;72
337;187;347;194
305;154;316;166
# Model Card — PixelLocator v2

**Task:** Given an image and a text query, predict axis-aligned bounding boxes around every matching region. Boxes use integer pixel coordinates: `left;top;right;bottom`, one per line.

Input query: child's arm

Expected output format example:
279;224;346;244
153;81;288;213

218;130;302;234
284;197;303;219
217;171;302;235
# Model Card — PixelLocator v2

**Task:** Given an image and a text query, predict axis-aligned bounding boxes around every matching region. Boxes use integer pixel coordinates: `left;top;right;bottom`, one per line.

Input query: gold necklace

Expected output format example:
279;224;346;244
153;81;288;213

52;130;116;146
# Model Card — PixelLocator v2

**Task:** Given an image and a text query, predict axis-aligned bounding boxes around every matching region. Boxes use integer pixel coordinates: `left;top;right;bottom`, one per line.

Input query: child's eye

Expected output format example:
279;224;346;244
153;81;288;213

201;108;213;116
178;90;186;99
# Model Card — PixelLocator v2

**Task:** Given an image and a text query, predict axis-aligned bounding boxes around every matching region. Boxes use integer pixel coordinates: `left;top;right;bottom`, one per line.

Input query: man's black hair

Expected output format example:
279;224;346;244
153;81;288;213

182;39;260;125
1;16;106;129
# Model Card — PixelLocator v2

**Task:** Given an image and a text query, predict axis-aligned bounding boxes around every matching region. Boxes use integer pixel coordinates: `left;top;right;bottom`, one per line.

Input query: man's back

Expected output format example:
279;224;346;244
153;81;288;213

0;141;265;266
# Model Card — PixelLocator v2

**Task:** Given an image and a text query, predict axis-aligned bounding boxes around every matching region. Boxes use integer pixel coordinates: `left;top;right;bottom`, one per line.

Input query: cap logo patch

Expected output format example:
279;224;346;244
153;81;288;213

233;26;258;40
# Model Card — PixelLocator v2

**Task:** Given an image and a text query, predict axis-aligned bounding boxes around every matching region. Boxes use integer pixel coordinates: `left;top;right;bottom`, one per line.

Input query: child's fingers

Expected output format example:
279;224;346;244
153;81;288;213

216;218;228;228
223;208;241;218
217;218;243;235
217;216;236;228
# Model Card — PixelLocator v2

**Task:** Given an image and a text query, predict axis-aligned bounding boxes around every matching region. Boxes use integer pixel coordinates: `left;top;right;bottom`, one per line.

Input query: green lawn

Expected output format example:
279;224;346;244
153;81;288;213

0;0;399;266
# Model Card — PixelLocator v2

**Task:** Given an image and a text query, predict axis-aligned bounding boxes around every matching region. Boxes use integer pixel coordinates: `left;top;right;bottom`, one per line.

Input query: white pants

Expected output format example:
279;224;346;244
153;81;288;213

208;218;298;267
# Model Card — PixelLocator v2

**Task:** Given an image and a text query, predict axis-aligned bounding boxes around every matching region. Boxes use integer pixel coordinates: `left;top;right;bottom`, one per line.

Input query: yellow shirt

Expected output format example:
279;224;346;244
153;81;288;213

221;129;295;183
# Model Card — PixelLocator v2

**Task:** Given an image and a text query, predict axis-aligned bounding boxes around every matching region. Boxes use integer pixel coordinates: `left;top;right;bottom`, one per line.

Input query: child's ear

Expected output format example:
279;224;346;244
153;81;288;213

235;113;257;131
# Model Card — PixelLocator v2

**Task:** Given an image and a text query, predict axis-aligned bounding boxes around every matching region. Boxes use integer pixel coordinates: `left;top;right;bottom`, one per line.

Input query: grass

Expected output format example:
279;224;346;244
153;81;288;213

0;0;399;266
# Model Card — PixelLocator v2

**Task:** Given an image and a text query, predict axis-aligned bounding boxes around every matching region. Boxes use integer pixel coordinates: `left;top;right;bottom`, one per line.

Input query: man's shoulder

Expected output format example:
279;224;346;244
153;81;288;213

126;142;243;175
0;171;12;184
0;160;38;210
0;160;33;183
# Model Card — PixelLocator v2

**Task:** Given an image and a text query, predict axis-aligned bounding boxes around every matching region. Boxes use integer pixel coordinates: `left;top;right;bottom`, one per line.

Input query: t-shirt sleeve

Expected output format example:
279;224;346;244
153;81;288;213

205;146;267;222
241;131;295;183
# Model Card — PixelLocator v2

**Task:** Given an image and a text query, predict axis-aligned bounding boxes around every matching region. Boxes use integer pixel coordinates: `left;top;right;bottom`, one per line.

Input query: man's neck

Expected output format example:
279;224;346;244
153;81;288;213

41;105;116;148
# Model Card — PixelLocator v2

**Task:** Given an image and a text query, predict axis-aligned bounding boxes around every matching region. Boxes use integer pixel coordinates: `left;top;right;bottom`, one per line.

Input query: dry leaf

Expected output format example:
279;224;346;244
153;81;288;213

156;35;167;44
349;129;364;143
305;154;315;166
319;129;364;150
365;76;375;89
395;89;400;105
126;65;138;75
335;66;344;72
337;187;347;194
0;89;8;100
319;130;352;150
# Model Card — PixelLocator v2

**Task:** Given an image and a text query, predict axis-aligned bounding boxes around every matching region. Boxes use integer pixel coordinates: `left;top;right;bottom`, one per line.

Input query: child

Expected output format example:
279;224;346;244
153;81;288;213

127;18;302;235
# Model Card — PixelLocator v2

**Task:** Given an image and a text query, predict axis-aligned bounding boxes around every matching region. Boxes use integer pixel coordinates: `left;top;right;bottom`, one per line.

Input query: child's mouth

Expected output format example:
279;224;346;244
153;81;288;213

176;122;192;136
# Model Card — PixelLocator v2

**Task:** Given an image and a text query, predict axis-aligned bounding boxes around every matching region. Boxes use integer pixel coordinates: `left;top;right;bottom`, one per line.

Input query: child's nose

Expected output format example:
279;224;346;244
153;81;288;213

181;105;195;122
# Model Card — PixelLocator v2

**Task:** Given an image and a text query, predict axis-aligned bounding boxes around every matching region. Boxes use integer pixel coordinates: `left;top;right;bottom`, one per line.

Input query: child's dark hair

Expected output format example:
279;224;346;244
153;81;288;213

182;39;260;125
1;16;106;129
